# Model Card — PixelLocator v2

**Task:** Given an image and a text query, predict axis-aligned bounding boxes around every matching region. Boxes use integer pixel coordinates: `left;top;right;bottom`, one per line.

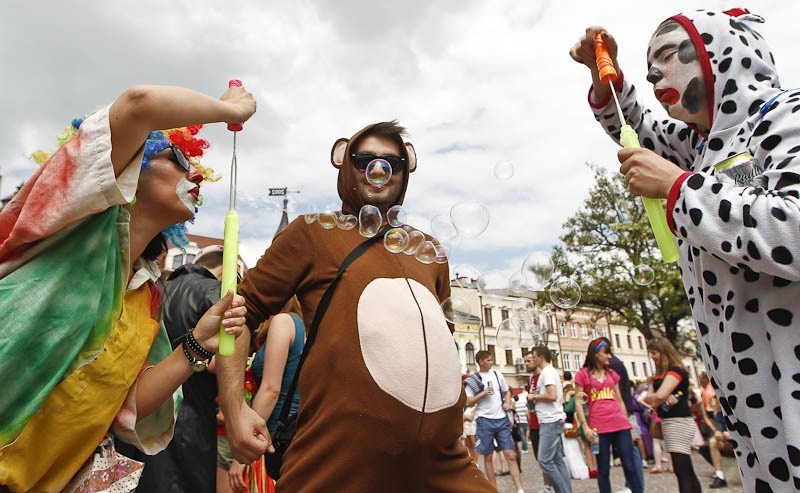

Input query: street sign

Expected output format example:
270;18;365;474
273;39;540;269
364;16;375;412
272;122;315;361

268;187;287;196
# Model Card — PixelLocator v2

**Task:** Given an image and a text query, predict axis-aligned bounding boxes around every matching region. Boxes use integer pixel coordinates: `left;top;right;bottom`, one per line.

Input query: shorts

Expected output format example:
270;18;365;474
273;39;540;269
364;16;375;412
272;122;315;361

475;417;514;455
629;414;642;439
217;435;234;470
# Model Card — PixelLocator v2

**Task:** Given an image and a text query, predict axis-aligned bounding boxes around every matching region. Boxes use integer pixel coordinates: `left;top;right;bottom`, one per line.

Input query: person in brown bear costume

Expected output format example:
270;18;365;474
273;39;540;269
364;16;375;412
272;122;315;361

219;121;495;492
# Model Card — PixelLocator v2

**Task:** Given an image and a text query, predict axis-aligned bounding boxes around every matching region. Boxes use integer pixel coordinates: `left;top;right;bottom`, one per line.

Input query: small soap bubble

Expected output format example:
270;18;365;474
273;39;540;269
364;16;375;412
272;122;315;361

384;228;410;253
317;212;338;229
576;392;589;405
449;201;490;238
415;241;437;264
337;214;358;230
521;251;555;290
403;230;426;255
494;161;514;181
387;205;407;227
358;205;382;237
549;277;581;309
303;213;318;224
633;263;655;286
441;296;472;324
434;243;448;264
430;214;458;242
365;159;392;188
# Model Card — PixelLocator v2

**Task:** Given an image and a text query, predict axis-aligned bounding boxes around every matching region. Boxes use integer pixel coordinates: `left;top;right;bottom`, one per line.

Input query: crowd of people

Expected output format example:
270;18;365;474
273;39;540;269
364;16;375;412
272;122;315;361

1;6;799;493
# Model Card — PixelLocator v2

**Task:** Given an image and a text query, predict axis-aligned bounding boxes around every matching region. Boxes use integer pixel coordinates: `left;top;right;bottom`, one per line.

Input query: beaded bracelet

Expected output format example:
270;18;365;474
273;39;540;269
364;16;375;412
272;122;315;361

182;339;209;372
186;330;214;360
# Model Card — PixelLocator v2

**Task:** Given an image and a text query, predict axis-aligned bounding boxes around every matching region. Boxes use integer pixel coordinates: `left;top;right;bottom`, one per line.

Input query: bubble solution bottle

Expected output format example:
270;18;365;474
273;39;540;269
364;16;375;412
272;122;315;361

659;390;684;413
487;381;494;395
591;428;600;455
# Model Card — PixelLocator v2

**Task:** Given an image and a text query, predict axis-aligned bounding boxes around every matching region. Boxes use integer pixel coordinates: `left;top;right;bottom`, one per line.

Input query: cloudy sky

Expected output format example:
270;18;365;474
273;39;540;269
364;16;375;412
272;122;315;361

1;0;794;280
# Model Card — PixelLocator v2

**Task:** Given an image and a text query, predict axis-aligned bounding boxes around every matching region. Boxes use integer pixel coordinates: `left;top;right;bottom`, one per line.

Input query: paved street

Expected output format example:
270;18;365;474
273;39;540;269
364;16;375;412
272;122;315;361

488;448;743;493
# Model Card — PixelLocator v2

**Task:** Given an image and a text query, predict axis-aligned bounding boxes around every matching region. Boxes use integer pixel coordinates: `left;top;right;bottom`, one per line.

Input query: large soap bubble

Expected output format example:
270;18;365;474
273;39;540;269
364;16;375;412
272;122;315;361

549;277;581;309
337;214;357;230
403;229;425;255
415;241;437;264
441;296;472;324
477;271;509;297
508;271;528;295
317;205;339;230
451;264;482;289
358;205;382;237
521;251;555;290
430;214;458;242
365;158;392;188
495;318;518;350
450;201;490;238
387;205;407;227
384;228;410;253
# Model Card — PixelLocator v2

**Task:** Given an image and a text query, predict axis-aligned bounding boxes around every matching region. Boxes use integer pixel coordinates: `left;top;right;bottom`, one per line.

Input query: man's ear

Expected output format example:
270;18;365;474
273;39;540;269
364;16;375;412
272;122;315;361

331;138;349;169
405;142;417;173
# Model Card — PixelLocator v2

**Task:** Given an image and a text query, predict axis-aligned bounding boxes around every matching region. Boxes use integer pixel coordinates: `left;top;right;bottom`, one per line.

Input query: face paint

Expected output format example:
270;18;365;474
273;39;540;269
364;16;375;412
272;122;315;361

647;22;708;126
175;177;199;212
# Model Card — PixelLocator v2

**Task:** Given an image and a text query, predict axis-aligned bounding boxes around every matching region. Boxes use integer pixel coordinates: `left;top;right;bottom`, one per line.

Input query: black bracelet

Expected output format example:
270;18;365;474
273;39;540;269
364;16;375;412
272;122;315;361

186;330;214;360
182;340;209;372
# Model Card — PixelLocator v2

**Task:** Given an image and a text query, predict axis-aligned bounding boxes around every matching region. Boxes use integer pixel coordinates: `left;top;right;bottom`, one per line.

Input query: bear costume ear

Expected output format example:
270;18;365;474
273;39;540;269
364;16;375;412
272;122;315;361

331;138;348;169
405;142;417;173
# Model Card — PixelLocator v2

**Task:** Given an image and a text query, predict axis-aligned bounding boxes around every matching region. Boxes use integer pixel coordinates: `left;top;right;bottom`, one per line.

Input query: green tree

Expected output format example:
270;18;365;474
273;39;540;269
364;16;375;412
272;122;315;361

549;163;691;343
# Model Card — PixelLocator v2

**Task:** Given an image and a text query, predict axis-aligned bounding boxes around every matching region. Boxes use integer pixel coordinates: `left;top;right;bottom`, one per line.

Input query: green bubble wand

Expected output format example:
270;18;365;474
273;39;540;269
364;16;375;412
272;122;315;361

595;34;679;263
219;79;244;356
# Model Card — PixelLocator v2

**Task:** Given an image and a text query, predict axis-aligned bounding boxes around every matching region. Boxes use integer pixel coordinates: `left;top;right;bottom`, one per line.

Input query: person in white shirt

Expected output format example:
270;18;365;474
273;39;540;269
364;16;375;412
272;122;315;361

529;346;573;493
514;389;530;453
464;351;525;493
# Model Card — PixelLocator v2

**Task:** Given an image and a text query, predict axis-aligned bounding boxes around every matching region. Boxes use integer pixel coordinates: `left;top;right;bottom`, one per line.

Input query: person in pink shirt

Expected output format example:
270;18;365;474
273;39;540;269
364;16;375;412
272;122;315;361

574;338;643;493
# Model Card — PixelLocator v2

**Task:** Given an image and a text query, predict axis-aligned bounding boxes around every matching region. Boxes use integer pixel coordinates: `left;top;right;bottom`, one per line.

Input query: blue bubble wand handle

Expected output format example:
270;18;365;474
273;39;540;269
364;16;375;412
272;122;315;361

595;34;679;263
219;79;243;356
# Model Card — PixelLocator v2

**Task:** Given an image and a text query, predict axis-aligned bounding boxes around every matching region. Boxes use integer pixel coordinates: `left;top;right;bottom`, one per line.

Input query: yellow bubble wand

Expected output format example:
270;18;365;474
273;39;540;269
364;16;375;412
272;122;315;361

594;34;679;263
219;79;244;356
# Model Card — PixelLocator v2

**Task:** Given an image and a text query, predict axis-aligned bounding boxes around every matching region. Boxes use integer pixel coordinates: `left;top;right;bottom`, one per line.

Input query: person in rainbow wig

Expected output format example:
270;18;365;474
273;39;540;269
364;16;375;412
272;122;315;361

0;84;256;491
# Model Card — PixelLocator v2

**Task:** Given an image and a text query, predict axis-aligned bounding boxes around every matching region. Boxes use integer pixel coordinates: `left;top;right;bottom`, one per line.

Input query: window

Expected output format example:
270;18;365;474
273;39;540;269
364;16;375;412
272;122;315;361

631;362;638;376
592;325;598;339
614;334;621;348
505;349;513;365
171;254;184;270
465;343;475;365
626;334;633;349
574;353;582;369
581;324;589;339
642;362;649;377
488;344;496;360
521;347;529;357
563;353;571;370
600;325;608;337
501;308;510;321
570;323;578;338
185;253;196;264
560;321;567;337
638;336;644;350
483;307;493;326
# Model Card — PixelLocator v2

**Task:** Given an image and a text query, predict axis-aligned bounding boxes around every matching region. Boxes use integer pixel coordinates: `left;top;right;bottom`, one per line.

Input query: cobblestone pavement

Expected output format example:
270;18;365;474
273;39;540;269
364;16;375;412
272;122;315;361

489;447;743;493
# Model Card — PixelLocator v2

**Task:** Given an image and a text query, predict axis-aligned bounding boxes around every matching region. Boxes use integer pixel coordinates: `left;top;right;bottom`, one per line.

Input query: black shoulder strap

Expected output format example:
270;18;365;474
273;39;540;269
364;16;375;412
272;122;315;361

276;227;387;424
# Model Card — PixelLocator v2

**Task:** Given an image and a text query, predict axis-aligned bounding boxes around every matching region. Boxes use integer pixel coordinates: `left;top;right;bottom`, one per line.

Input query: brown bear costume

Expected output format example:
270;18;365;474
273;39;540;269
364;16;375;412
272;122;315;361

238;123;494;492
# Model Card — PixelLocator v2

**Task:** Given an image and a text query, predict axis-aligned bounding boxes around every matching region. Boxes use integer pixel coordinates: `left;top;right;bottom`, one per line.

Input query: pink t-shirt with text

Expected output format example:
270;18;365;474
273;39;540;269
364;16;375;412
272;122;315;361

574;368;632;434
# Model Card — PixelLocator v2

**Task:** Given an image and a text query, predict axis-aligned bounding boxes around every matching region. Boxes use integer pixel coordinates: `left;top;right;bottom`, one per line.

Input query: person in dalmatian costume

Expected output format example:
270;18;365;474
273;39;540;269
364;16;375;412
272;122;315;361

570;8;800;493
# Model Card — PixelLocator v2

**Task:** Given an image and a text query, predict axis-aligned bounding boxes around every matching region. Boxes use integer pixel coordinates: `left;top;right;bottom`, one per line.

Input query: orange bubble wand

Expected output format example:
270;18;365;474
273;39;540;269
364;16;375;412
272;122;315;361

595;33;679;263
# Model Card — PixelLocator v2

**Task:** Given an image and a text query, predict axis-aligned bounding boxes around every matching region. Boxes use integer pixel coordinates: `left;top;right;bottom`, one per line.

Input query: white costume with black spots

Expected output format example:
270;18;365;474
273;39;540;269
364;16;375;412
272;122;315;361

590;9;800;492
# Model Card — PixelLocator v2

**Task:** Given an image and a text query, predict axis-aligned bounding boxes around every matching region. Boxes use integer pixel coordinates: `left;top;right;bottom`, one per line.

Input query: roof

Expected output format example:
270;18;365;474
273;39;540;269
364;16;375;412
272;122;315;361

186;233;224;248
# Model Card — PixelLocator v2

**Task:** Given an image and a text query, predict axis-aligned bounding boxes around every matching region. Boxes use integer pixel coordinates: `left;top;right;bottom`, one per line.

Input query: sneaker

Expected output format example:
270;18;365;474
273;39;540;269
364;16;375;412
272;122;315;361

522;449;529;454
642;460;649;468
709;477;728;489
649;467;663;474
614;488;632;493
537;487;554;493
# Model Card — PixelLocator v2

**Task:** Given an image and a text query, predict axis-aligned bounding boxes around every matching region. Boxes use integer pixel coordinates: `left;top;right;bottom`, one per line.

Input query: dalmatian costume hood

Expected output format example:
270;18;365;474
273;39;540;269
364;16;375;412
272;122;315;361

590;8;800;492
239;124;492;492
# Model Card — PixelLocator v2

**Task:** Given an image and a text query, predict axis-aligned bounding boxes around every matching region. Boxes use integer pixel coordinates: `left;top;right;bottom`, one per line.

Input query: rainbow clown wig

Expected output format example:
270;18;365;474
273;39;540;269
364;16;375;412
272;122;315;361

33;118;220;249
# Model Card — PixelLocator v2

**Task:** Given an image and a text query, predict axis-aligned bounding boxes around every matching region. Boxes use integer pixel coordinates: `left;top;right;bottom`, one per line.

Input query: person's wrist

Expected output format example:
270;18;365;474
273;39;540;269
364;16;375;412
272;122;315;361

189;329;215;357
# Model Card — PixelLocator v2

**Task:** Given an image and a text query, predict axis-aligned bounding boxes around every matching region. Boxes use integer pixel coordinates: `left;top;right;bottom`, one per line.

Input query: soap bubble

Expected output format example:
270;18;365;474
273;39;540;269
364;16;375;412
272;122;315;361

549;277;581;309
365;158;392;188
434;243;448;264
303;213;318;224
449;201;490;238
358;205;382;237
515;298;535;311
415;241;437;264
521;251;555;290
441;296;472;324
633;263;655;286
576;392;589;405
430;214;458;242
451;264;482;289
495;318;519;350
403;230;426;255
477;270;508;297
508;271;528;295
494;160;514;181
317;207;338;229
387;205;407;227
384;227;410;253
337;214;357;230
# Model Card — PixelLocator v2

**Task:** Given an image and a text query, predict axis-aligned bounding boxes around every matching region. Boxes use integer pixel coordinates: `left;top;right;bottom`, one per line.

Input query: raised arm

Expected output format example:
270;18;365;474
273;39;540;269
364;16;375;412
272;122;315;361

109;84;256;177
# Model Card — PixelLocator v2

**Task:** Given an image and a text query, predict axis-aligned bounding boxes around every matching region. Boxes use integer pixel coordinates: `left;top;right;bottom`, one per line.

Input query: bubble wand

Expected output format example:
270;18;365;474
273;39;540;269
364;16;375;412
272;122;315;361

219;79;244;356
595;34;679;263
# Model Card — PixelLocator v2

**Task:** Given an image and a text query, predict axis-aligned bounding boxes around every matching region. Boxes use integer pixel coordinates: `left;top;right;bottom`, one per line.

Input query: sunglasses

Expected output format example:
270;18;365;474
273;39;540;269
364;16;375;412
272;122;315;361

169;144;191;171
350;153;406;173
